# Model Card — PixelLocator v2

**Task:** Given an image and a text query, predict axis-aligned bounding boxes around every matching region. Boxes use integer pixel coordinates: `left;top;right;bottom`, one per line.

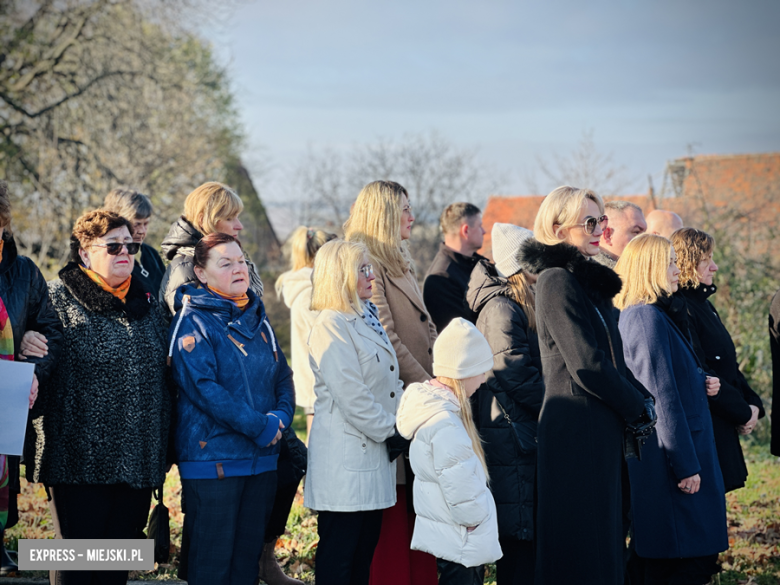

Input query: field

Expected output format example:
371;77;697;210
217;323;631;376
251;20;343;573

5;418;779;584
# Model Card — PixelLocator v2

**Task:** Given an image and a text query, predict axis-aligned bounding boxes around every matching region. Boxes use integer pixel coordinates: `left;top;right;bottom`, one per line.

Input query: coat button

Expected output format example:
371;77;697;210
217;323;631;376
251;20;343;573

428;348;432;355
362;443;367;448
715;356;721;360
390;365;395;371
390;392;396;398
420;314;427;322
697;367;703;374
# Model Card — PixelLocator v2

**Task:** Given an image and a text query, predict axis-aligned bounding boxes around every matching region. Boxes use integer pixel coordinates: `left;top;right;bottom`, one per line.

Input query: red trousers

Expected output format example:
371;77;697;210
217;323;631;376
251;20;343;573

369;485;437;585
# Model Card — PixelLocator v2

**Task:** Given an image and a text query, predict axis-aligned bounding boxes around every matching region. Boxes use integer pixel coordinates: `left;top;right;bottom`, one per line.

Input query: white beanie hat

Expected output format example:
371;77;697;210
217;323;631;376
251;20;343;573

492;222;535;278
433;318;494;380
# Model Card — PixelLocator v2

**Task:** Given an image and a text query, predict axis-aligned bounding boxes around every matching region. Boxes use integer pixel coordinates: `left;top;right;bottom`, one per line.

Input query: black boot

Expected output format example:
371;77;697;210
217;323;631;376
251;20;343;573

0;529;19;576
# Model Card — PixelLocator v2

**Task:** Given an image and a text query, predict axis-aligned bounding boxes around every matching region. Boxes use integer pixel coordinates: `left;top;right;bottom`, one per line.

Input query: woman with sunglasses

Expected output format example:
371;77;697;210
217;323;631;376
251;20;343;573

304;239;403;585
522;186;654;585
344;180;438;585
34;209;172;585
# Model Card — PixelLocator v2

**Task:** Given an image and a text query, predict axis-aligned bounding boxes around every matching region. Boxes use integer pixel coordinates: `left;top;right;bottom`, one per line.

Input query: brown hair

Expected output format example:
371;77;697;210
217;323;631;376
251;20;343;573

670;228;715;289
103;187;153;221
440;202;481;235
194;232;243;269
506;271;536;331
70;210;133;262
0;181;11;229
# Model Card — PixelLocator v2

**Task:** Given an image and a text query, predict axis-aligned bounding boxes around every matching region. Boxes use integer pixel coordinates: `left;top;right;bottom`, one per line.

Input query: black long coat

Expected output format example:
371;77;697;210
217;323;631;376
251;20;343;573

423;242;485;332
466;260;543;543
522;240;648;585
677;285;765;491
770;288;780;457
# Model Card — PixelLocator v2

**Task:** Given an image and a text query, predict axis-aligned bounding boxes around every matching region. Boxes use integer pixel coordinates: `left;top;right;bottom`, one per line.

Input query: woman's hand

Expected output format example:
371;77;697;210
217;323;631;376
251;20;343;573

737;405;760;435
678;474;701;494
29;373;39;409
705;376;720;397
18;331;49;359
266;418;285;447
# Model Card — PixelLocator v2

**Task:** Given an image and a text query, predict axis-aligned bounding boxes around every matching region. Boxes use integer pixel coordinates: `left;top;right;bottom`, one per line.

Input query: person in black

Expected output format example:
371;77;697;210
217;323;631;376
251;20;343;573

423;202;486;332
103;188;166;295
770;288;780;457
671;228;765;492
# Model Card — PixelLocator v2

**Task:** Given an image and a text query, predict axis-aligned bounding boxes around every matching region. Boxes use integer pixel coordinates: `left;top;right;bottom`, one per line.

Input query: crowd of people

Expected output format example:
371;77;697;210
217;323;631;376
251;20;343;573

0;176;777;585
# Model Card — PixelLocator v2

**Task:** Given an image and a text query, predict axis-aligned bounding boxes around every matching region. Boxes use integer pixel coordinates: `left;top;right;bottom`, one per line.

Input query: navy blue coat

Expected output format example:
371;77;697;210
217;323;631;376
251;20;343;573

169;285;295;480
620;303;728;559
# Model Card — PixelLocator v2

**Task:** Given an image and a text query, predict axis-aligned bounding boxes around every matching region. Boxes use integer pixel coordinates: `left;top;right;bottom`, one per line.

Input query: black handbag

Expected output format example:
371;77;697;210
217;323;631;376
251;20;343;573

146;487;170;564
493;396;538;454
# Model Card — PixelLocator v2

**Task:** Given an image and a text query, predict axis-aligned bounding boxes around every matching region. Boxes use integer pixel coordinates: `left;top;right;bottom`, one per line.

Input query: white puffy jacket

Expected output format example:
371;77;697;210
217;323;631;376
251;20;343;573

396;381;502;567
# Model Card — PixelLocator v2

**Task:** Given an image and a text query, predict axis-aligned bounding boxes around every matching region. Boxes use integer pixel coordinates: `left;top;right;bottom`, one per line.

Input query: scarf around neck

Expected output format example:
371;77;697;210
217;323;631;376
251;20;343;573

206;285;250;310
79;265;131;302
0;295;14;361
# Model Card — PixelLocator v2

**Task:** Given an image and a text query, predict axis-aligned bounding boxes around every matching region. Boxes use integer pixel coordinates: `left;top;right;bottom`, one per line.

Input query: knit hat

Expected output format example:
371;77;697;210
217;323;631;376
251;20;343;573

492;223;535;278
433;318;494;379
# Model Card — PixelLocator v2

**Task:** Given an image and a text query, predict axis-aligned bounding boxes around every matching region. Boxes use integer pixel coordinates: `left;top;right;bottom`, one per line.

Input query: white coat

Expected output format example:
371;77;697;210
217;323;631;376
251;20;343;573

396;381;502;567
304;308;403;511
277;267;318;412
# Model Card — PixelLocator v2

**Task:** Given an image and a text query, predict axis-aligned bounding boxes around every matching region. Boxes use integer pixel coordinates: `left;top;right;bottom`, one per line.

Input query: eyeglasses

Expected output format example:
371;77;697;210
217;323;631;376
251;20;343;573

573;215;608;235
359;264;374;278
90;242;141;255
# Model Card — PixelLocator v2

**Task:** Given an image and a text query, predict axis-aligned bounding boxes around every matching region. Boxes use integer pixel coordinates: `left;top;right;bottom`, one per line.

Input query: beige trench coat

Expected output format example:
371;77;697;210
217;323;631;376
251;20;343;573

371;263;438;388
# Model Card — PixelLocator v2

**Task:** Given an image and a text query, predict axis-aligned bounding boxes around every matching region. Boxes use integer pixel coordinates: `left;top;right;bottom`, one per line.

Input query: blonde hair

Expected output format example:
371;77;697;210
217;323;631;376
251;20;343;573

614;234;674;310
310;239;366;313
670;228;715;290
183;182;244;235
533;185;605;245
437;376;490;482
344;180;413;278
506;271;536;331
275;226;337;297
103;188;153;221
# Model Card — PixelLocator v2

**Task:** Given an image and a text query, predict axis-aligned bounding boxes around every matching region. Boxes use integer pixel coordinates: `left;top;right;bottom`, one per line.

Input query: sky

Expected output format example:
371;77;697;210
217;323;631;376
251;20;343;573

209;0;780;223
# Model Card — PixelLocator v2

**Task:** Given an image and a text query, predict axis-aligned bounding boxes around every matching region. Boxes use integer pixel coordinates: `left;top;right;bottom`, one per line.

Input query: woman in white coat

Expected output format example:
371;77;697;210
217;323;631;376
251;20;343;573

396;318;502;585
275;226;336;438
304;239;404;585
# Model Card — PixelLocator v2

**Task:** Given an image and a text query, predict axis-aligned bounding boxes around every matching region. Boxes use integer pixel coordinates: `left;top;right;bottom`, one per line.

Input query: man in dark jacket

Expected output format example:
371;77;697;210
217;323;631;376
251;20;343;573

423;202;486;332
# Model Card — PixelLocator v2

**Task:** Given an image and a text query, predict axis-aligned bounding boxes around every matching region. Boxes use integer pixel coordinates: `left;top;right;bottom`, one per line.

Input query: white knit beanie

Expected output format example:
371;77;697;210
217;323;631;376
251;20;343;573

492;222;535;278
433;318;494;379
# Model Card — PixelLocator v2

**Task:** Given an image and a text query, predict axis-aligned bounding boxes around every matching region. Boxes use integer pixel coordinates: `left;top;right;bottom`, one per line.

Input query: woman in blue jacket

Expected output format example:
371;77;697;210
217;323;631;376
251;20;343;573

169;232;295;585
615;234;727;585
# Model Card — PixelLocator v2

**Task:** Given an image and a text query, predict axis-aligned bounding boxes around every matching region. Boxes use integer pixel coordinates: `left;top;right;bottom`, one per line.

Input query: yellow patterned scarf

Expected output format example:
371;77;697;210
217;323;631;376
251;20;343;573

79;265;131;303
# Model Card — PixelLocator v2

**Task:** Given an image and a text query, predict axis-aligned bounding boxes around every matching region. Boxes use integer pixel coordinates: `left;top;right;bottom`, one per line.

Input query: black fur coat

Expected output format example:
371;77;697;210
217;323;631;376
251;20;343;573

29;263;172;489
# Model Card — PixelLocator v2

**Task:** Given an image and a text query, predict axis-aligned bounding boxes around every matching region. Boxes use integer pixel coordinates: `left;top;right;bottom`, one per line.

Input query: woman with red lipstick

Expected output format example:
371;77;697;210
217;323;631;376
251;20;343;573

672;228;765;493
522;186;654;585
344;181;438;585
35;210;171;585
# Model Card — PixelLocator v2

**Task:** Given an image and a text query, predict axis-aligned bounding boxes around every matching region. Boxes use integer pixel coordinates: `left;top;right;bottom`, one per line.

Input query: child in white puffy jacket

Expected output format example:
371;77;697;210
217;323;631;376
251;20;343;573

396;318;502;584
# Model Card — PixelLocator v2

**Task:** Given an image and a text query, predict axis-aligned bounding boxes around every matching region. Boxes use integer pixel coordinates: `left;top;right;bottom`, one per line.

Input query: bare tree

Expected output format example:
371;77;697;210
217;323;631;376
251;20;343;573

527;129;639;196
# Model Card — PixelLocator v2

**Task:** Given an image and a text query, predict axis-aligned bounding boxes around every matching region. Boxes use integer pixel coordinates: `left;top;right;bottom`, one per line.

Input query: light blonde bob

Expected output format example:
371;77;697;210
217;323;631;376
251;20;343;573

183;182;244;235
344;180;413;277
533;185;605;245
613;234;674;310
311;239;368;313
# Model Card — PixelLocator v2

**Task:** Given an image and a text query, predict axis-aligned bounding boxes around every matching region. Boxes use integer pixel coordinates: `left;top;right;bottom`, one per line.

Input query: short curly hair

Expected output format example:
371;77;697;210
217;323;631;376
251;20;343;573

0;181;11;229
70;210;133;262
671;227;715;289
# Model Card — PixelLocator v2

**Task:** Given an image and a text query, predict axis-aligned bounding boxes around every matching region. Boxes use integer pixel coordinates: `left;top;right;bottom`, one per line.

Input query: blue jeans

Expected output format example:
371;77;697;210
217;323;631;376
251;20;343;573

182;471;277;585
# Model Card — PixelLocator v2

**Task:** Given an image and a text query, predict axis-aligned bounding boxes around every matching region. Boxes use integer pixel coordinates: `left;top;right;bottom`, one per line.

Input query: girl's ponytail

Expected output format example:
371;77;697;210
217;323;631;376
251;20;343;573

439;376;490;483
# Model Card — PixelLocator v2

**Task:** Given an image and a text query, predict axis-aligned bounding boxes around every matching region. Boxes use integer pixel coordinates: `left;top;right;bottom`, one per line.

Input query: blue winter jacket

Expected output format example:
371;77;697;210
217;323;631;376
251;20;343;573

619;303;728;559
169;285;295;480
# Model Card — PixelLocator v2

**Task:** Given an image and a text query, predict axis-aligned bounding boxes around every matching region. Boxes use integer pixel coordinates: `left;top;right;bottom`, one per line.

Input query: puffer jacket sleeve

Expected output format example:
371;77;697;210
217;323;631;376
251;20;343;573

21;257;63;385
309;314;396;443
481;300;543;415
171;315;281;447
432;422;491;528
160;257;197;316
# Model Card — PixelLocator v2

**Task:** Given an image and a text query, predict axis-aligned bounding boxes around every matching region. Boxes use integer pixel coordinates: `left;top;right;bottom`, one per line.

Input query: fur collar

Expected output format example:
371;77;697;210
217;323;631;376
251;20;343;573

520;240;623;303
58;262;152;320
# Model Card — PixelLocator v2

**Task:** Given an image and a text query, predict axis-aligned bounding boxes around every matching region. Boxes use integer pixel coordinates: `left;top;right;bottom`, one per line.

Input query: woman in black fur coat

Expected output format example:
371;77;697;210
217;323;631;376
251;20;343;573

525;186;653;585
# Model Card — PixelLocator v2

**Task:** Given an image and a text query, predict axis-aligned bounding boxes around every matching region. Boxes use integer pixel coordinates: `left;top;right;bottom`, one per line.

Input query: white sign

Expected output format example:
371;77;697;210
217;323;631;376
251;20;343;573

0;360;35;455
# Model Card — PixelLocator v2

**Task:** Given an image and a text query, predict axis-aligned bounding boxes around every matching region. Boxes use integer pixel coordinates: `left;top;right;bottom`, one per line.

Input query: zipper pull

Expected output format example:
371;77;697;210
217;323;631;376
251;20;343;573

227;334;247;356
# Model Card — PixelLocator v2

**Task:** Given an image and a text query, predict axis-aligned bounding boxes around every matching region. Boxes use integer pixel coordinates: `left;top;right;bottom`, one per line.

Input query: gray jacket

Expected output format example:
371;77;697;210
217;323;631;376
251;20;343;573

304;308;403;511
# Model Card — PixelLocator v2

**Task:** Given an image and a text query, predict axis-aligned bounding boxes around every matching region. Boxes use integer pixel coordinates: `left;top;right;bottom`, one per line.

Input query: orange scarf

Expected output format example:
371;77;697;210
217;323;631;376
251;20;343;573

0;239;4;264
207;285;249;310
79;265;131;303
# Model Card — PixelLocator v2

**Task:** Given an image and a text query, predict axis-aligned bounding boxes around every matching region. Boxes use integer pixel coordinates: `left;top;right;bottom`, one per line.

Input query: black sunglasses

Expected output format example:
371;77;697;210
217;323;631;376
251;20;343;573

574;215;608;235
90;242;141;255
